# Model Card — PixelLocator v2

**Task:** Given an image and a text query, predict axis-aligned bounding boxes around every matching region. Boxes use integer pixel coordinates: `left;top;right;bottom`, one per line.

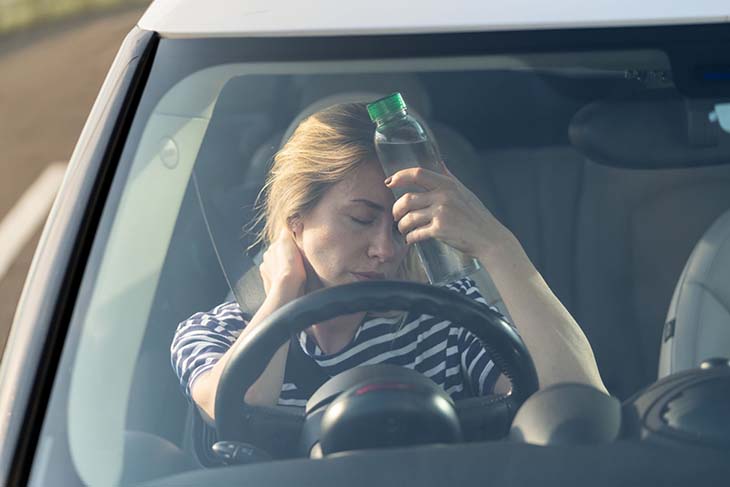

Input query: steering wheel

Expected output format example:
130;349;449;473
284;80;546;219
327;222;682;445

214;280;539;456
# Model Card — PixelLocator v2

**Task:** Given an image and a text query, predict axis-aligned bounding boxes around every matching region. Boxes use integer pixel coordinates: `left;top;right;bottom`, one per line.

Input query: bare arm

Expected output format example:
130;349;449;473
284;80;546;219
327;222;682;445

476;232;607;392
191;230;307;424
190;287;296;424
389;167;606;393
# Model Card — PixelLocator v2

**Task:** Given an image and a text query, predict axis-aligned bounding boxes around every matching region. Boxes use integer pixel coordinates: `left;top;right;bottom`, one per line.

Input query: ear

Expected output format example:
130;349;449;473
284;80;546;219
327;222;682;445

288;214;303;238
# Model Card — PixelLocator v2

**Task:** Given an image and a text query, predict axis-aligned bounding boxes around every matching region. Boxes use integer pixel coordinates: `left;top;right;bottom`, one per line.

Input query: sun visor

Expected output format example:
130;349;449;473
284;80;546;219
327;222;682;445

569;89;730;169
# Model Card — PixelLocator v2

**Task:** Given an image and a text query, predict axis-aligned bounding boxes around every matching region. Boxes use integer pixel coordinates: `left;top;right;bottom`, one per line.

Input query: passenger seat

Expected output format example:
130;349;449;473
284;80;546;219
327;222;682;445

474;89;730;399
659;207;730;376
568;89;730;396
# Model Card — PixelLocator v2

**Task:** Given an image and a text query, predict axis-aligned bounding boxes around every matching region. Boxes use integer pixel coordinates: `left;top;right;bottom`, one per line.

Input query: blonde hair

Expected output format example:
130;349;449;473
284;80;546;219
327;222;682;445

251;102;424;282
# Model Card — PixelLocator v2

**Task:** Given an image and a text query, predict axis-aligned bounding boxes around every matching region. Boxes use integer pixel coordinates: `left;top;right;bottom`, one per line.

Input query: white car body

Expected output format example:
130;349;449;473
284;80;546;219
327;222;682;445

138;0;730;38
2;1;730;485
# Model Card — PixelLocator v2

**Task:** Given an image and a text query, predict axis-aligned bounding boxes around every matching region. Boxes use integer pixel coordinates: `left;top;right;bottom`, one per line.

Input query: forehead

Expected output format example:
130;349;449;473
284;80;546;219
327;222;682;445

331;160;391;204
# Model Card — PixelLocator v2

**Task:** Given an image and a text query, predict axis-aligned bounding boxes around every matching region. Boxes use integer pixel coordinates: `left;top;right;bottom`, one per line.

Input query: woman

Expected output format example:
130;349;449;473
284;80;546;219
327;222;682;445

171;102;605;427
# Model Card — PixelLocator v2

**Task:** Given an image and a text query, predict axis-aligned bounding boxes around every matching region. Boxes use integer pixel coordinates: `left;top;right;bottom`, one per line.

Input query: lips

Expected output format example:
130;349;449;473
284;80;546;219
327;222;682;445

352;271;386;281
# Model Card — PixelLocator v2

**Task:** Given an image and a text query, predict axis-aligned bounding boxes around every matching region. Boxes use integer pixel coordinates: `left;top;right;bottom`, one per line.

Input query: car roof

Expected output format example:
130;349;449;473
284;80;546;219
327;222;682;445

138;0;730;38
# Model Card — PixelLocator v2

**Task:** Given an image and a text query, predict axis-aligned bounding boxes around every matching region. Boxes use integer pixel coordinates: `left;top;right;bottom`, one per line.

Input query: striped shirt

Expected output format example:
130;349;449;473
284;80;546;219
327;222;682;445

171;277;507;408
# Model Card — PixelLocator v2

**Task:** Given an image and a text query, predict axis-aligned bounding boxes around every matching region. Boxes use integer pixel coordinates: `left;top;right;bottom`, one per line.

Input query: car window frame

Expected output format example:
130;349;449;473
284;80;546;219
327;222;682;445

7;21;730;486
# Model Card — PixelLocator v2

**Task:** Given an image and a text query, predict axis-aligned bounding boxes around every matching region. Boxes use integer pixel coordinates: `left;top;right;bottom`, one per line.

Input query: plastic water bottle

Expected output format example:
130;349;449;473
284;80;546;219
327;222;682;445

367;92;480;285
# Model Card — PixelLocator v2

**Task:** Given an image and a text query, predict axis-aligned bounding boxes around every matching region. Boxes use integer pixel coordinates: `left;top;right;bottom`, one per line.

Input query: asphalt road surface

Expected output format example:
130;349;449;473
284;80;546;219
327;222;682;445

0;6;146;354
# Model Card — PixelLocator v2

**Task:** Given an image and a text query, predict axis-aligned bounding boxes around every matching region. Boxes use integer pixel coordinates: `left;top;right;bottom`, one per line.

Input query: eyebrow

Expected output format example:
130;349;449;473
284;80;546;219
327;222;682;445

350;198;385;211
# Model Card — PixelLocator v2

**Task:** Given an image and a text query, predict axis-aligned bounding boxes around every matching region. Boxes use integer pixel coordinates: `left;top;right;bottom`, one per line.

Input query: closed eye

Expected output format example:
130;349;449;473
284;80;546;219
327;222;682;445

350;216;375;225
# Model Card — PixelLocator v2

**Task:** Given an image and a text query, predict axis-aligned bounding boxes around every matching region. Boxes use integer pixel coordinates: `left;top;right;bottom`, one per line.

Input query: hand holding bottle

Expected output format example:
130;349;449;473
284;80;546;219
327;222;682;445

387;166;513;260
367;92;480;284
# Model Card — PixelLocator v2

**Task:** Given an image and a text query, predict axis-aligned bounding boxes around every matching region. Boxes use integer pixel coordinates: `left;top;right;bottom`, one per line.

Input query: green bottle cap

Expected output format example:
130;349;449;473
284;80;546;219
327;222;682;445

367;92;407;123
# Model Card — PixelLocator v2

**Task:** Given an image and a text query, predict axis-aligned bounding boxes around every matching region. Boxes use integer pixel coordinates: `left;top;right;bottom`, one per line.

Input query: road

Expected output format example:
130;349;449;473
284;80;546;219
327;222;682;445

0;6;146;353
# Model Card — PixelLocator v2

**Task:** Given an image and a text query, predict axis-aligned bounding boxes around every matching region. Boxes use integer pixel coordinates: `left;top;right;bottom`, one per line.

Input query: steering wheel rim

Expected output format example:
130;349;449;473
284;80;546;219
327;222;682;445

215;280;539;447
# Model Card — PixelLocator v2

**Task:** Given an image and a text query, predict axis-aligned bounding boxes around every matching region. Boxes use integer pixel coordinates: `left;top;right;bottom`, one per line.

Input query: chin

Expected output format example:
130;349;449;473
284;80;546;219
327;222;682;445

349;272;390;283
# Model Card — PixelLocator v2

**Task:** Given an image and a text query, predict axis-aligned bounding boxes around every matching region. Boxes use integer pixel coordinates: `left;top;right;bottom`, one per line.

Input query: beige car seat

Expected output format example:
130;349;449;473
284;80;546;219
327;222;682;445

659;207;730;377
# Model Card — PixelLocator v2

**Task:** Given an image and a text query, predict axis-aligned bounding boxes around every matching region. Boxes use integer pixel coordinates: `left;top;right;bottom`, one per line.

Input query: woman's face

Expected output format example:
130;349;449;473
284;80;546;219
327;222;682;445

294;160;408;289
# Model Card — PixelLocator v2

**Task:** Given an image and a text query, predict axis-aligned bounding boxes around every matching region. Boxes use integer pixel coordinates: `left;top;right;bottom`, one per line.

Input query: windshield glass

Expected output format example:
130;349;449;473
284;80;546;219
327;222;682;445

28;36;730;486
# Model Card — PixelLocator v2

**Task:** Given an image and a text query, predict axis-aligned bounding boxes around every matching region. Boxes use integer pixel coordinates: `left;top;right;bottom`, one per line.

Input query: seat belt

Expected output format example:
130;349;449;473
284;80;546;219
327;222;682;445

285;334;331;399
240;305;330;400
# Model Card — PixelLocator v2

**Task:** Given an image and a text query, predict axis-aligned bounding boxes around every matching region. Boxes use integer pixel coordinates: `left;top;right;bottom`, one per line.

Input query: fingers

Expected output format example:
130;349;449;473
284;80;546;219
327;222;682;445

385;167;453;192
403;221;438;245
386;167;465;248
392;191;446;242
397;208;431;236
260;226;308;294
399;210;446;245
275;226;294;243
392;191;433;222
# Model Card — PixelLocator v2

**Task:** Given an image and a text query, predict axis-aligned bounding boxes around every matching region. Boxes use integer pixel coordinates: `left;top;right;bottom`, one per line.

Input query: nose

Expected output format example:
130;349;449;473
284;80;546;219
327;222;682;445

368;221;401;263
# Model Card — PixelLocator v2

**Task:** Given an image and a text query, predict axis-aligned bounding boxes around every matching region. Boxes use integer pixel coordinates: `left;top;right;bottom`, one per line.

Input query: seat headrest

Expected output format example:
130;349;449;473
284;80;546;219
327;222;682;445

281;89;434;148
569;89;730;168
280;91;385;147
294;73;432;118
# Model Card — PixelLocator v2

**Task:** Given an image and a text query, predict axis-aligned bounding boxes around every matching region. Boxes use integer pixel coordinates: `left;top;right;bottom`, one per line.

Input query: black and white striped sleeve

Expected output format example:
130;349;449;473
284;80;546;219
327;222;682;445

445;277;507;395
170;301;247;399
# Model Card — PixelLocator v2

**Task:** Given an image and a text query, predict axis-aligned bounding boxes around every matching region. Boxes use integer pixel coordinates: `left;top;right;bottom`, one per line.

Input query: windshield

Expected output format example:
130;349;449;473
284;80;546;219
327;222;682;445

27;35;730;486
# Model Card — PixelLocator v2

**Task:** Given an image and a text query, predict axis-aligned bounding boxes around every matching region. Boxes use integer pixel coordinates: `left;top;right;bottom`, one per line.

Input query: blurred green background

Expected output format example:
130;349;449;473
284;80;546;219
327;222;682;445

0;0;149;33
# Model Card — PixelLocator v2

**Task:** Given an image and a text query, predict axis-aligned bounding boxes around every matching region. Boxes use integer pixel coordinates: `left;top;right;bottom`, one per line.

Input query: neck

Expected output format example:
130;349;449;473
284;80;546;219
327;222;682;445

307;312;366;355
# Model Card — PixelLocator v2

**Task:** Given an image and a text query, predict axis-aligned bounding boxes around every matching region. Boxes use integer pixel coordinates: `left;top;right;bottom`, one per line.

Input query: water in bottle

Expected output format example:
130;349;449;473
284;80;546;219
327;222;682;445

367;92;480;285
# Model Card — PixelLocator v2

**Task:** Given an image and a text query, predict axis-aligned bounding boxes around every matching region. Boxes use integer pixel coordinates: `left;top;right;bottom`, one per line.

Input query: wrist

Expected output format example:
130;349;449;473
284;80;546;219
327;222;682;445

267;278;304;303
476;228;522;267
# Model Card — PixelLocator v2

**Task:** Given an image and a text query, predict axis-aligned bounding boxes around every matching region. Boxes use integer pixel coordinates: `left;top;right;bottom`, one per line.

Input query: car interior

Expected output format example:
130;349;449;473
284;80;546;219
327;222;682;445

33;53;730;485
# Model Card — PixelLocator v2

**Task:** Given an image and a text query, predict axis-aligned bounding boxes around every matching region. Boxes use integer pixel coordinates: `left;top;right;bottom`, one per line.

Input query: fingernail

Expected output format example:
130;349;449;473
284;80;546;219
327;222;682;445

384;177;392;185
